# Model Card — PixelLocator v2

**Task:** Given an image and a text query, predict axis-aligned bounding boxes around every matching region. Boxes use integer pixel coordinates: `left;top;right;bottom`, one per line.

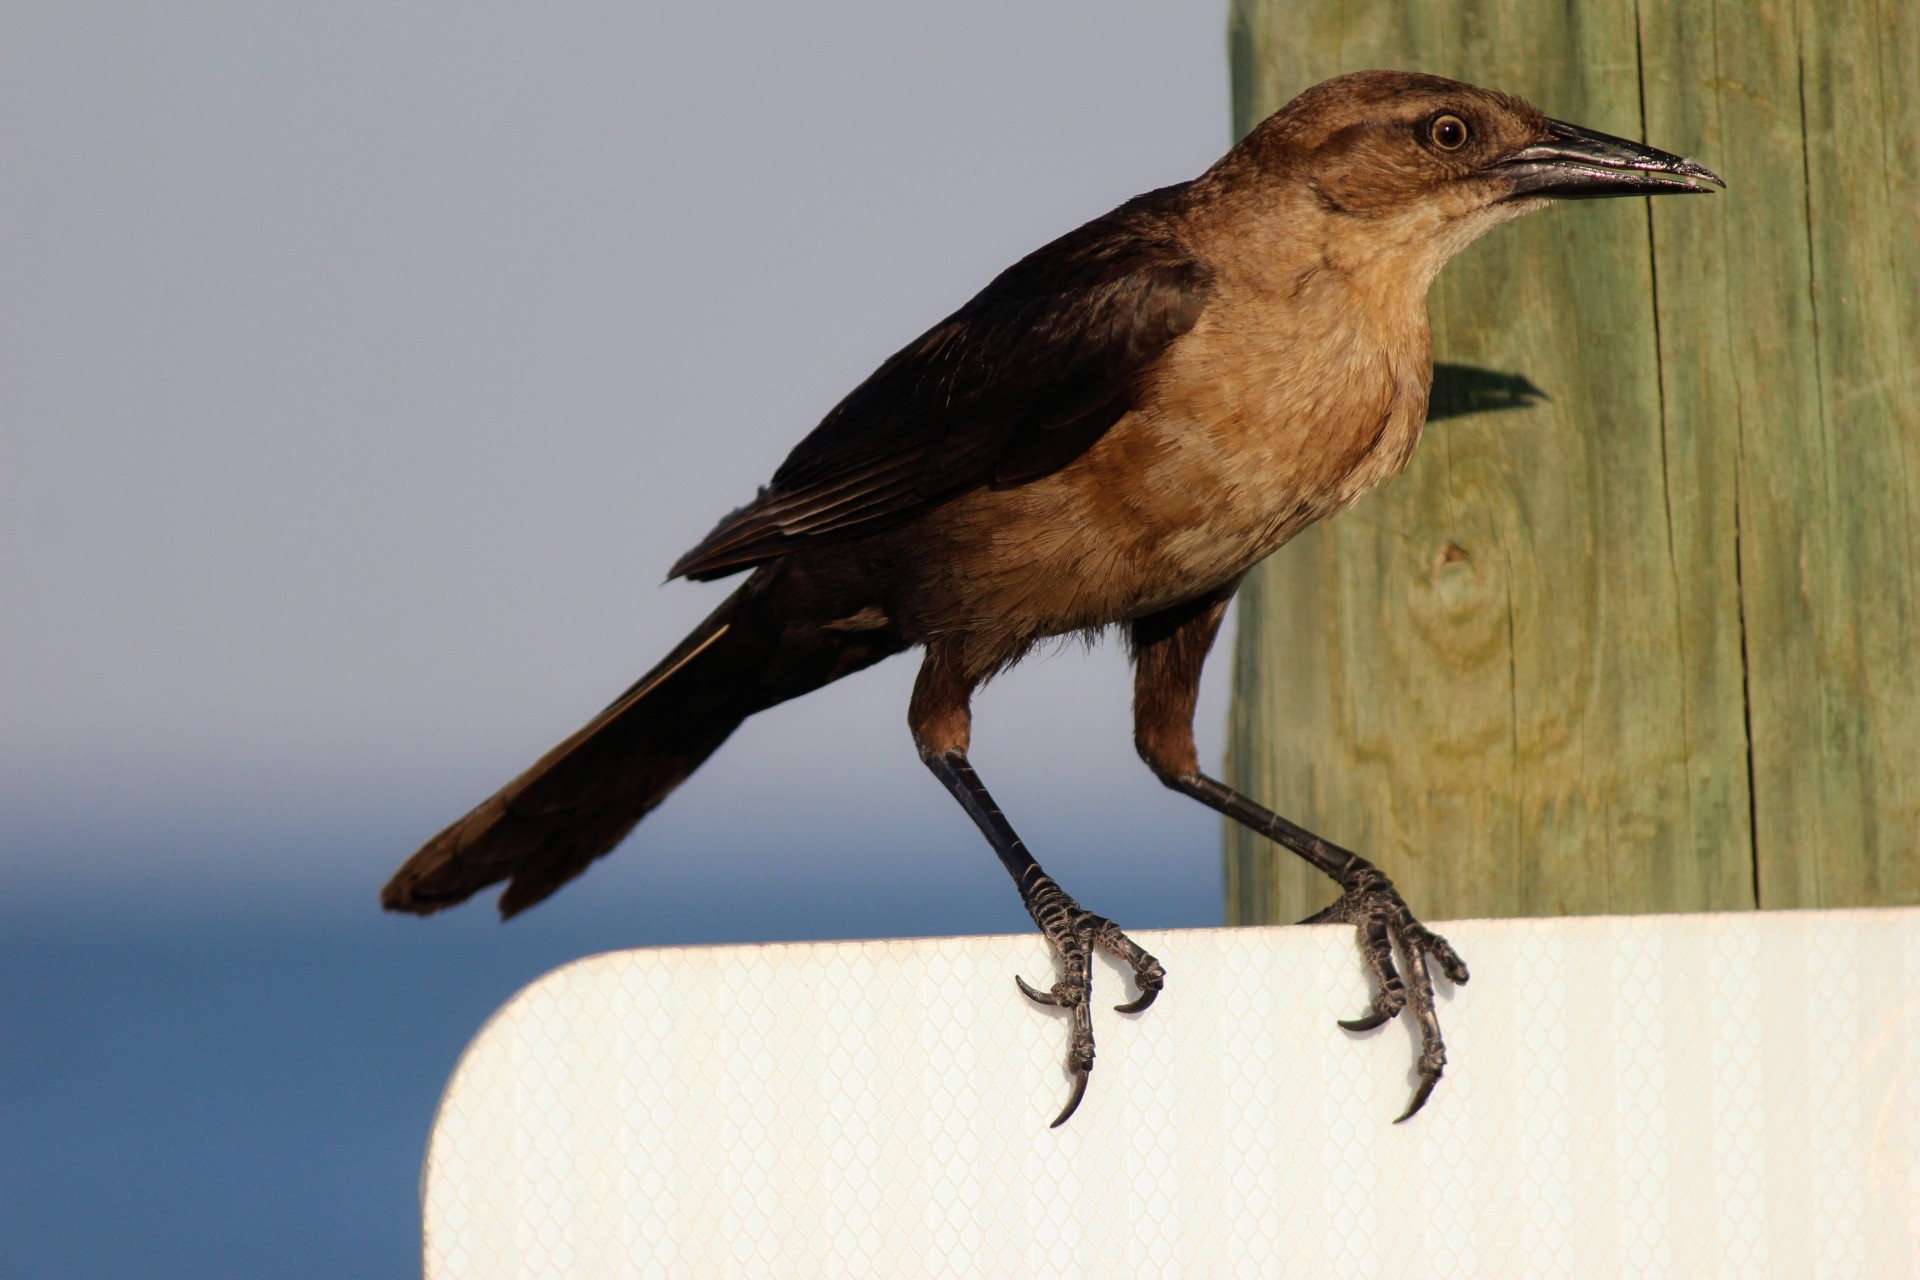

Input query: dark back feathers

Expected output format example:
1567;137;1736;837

669;183;1212;581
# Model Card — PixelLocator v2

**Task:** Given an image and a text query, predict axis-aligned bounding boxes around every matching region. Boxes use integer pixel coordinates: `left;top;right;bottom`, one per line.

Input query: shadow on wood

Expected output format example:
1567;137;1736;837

1427;363;1547;424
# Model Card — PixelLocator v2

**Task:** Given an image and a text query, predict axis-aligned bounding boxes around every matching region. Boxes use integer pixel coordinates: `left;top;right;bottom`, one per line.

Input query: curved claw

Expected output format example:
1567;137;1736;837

1393;1070;1440;1124
1049;1069;1091;1129
1015;974;1063;1007
1113;986;1159;1015
1339;1009;1392;1032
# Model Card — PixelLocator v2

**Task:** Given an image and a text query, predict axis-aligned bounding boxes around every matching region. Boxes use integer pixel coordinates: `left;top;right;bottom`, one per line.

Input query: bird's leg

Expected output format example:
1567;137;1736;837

1130;591;1468;1122
1166;775;1468;1120
911;649;1164;1128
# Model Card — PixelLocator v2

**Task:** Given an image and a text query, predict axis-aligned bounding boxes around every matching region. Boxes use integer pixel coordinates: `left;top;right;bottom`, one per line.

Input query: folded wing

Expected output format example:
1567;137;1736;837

669;184;1212;581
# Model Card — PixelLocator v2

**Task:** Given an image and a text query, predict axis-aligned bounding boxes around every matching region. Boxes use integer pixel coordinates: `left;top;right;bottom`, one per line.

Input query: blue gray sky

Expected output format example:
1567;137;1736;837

3;4;1236;935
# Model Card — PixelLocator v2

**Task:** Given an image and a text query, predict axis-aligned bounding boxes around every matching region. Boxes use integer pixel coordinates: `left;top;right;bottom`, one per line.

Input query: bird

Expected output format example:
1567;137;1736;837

383;70;1722;1127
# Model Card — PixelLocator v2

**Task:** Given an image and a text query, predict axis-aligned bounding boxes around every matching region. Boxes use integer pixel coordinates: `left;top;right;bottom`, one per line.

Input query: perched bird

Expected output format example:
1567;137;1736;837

384;71;1722;1126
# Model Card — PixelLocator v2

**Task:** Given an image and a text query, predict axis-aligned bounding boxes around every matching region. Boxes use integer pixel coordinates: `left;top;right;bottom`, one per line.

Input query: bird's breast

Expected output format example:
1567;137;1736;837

1121;290;1433;564
883;285;1433;650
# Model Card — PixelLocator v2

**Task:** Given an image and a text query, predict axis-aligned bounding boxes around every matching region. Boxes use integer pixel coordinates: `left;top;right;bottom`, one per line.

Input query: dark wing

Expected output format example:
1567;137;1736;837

669;183;1213;581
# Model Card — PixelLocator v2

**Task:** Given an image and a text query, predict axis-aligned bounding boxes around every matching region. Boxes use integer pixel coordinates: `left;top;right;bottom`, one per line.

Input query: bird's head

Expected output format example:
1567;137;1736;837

1232;70;1722;288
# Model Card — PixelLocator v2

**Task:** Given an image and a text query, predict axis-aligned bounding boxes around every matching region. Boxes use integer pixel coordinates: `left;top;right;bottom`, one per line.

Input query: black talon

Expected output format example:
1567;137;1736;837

1338;1010;1390;1032
1113;988;1158;1014
1049;1069;1090;1129
1394;1071;1440;1124
1015;974;1061;1007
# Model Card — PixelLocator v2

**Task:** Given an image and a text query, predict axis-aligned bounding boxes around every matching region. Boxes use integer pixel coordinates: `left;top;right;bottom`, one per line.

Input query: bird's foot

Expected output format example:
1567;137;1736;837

1304;863;1469;1122
1013;871;1165;1128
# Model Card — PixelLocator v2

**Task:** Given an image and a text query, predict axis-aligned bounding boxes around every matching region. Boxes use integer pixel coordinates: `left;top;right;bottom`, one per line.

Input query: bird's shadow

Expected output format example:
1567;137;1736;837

1427;362;1548;424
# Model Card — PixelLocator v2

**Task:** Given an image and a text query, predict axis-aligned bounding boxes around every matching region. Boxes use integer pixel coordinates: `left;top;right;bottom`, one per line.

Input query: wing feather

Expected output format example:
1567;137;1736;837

669;182;1211;581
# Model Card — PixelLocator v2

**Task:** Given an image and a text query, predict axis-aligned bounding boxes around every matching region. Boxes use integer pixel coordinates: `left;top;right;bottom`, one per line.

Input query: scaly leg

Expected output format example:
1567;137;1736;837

912;647;1164;1127
1130;589;1468;1122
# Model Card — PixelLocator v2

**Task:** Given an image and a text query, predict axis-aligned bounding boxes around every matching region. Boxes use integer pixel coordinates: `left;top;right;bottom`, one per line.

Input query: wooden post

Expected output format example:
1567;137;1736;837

1223;0;1920;925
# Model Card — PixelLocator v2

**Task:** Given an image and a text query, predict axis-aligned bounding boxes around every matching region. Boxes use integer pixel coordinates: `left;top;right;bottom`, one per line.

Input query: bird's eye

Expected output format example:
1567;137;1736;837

1429;113;1470;151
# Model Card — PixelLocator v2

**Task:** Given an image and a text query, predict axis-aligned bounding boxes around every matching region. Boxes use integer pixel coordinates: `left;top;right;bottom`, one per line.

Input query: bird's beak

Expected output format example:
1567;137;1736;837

1495;118;1724;200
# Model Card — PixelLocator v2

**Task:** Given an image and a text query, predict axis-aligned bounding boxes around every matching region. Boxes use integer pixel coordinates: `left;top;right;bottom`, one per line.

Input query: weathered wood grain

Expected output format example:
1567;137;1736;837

1224;0;1918;922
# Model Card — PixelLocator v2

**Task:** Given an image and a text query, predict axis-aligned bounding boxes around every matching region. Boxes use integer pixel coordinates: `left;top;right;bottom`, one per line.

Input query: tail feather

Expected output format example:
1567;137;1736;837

382;567;905;918
381;589;756;918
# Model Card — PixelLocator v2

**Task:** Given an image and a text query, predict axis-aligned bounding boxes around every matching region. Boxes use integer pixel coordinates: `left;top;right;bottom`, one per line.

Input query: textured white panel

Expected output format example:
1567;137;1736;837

423;909;1920;1278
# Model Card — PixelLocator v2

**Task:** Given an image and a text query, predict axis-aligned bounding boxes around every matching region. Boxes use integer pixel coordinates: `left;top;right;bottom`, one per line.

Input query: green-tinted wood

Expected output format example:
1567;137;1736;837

1753;0;1920;906
1224;0;1919;923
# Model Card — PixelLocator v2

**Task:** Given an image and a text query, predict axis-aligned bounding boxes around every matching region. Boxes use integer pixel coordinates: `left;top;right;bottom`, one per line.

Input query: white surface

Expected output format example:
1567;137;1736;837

423;909;1920;1278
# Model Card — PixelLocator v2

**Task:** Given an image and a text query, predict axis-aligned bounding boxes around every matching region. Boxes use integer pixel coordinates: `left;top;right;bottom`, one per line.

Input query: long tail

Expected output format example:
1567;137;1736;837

381;568;903;918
